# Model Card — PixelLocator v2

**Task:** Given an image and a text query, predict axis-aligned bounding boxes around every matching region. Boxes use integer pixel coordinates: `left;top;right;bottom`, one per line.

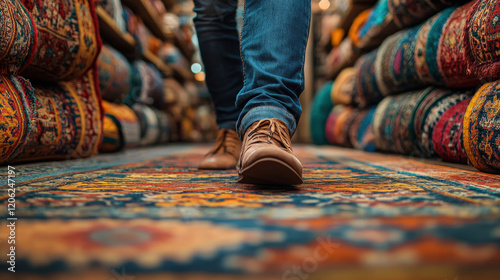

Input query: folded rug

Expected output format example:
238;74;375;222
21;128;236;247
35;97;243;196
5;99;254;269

332;67;357;106
464;81;500;174
0;0;37;76
432;97;471;164
102;101;141;151
6;69;103;163
310;81;334;145
465;0;500;82
20;0;101;81
0;76;35;164
98;45;133;102
388;0;468;28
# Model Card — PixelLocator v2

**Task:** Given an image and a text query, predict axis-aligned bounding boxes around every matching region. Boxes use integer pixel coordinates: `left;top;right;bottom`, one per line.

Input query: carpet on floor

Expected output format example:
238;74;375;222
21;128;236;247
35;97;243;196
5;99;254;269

0;144;499;280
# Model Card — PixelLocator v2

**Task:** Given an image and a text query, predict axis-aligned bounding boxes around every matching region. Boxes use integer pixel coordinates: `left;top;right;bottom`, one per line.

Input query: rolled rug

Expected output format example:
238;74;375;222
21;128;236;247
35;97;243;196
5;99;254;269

98;45;133;103
388;0;468;28
102;101;141;150
133;104;160;147
463;82;500;174
153;108;171;144
414;9;453;86
310;81;334;145
432;97;472;164
355;49;384;108
325;38;361;80
5;69;103;163
375;26;423;96
95;0;126;33
372;96;392;151
134;61;167;111
372;91;422;155
349;107;377;152
332;67;357;106
348;9;372;49
0;76;36;164
122;65;143;107
0;0;37;76
20;0;101;81
410;87;451;157
332;106;357;148
465;0;500;82
355;0;399;51
437;2;479;88
99;115;122;153
325;105;345;145
420;92;471;158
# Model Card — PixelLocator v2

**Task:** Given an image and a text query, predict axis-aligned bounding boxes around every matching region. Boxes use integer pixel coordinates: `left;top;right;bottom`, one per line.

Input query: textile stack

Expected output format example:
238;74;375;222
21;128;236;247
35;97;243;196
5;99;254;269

1;0;103;165
311;0;500;174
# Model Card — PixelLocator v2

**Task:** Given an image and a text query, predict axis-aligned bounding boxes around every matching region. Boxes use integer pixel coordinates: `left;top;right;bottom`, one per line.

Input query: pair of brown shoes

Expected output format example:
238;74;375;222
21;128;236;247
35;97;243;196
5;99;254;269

198;119;303;185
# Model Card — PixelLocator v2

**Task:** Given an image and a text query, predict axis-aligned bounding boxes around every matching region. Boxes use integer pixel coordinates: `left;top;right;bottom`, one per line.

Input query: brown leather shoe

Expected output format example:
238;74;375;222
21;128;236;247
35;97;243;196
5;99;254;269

238;119;303;185
198;129;241;170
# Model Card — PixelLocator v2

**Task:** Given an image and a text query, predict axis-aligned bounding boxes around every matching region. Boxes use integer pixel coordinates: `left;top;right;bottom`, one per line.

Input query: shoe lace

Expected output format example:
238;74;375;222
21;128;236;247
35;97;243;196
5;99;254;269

245;119;292;151
207;129;239;156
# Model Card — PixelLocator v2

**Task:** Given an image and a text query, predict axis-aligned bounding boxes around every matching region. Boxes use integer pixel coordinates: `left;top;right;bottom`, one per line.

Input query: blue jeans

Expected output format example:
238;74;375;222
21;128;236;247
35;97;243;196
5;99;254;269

193;0;311;138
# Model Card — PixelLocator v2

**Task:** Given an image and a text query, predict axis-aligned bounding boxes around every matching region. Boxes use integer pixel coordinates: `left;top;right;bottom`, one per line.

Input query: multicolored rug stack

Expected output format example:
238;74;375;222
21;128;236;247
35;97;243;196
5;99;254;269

312;0;500;173
1;0;103;165
1;145;499;279
95;47;177;152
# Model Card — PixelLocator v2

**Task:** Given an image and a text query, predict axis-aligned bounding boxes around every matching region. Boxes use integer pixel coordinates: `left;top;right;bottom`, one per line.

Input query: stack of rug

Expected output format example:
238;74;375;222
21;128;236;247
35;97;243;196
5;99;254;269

325;0;466;80
311;0;500;174
94;0;216;151
1;0;103;165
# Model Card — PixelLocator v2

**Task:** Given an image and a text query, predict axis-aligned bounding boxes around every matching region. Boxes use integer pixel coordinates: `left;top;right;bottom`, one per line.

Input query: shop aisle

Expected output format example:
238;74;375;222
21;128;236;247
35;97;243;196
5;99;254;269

1;144;499;280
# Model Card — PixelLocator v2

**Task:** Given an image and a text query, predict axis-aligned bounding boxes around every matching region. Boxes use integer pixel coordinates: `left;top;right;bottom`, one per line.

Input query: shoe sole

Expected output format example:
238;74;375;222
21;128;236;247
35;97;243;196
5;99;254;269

238;157;303;186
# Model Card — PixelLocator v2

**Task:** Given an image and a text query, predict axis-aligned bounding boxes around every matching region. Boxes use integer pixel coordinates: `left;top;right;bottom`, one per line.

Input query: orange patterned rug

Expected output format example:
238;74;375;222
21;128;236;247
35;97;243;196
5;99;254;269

1;144;499;280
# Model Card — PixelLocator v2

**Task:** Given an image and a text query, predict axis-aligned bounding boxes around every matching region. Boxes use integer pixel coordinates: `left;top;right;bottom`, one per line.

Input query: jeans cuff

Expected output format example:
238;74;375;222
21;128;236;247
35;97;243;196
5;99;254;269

238;106;297;138
218;121;237;131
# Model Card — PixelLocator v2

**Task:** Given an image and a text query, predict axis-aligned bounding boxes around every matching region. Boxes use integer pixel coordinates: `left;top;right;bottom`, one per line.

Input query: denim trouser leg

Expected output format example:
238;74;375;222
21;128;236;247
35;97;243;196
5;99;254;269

236;0;311;138
193;0;243;131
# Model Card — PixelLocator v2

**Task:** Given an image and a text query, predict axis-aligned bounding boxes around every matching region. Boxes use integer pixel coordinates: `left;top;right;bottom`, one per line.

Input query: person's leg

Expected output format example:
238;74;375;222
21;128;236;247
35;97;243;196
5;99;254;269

236;0;311;137
193;0;243;170
237;0;311;185
193;0;243;131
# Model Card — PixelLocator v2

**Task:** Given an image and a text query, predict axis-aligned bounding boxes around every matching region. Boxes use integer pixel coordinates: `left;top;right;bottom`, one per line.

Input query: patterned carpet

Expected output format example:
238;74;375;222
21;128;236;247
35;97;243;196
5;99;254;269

1;144;499;280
